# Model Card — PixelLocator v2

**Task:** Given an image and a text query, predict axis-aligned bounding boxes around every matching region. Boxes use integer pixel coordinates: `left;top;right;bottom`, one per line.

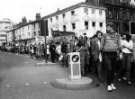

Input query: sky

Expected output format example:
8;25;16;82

0;0;85;23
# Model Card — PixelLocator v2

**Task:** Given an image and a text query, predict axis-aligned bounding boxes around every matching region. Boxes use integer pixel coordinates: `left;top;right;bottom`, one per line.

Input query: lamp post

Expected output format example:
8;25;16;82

44;20;47;63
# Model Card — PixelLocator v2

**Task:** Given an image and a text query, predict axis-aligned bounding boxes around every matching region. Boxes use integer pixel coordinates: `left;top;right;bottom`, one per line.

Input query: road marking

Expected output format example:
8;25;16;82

36;62;45;65
24;62;32;64
6;84;11;88
25;83;30;86
43;81;48;85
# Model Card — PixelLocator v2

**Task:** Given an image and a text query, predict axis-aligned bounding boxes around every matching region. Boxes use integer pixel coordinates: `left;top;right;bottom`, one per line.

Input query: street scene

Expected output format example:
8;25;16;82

0;51;135;99
0;0;135;99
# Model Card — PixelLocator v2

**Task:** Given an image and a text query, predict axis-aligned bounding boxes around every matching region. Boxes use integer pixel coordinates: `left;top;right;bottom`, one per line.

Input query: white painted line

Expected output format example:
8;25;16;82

36;62;45;65
6;84;11;88
25;83;30;86
24;62;32;63
43;81;48;85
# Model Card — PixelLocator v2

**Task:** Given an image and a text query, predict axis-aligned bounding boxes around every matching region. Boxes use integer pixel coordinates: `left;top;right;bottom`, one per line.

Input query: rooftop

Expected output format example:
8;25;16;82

43;2;105;19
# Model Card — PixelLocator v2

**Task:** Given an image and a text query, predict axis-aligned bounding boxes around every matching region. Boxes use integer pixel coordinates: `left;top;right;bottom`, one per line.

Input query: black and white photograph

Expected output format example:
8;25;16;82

0;0;135;99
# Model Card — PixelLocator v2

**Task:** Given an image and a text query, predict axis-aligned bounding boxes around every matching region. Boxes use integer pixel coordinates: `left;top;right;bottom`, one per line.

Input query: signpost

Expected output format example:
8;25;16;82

132;34;135;61
44;29;47;63
51;52;93;90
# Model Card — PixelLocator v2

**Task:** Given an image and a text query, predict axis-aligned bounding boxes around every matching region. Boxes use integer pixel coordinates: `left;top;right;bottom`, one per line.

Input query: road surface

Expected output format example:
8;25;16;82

0;51;135;99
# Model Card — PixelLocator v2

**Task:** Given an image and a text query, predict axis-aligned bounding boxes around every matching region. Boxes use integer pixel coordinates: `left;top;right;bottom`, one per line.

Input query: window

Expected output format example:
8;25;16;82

99;10;103;15
34;32;36;36
92;22;96;27
92;8;95;14
63;25;66;31
56;16;58;20
63;13;65;18
84;7;88;15
0;34;6;37
33;24;36;29
72;23;76;30
71;10;75;15
28;32;30;36
50;18;53;22
84;21;89;30
107;9;113;18
131;22;135;34
38;30;41;35
5;26;9;29
99;22;103;27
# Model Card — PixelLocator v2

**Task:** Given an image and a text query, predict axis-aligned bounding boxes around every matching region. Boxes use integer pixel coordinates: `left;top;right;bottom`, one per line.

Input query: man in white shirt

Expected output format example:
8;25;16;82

120;34;133;85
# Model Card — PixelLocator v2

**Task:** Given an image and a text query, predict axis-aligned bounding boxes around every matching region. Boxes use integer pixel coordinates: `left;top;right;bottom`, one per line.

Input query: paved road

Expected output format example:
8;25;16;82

0;51;135;99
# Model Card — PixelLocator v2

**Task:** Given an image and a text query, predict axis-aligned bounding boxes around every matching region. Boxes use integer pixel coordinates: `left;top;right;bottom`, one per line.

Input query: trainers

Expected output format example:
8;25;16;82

107;85;113;92
127;81;132;85
122;77;127;81
111;83;116;90
118;78;122;82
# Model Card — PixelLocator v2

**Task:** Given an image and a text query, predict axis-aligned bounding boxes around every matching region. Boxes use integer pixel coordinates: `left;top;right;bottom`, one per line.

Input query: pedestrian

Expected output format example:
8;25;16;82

49;41;56;63
30;44;34;59
61;42;68;67
91;31;104;82
70;36;77;52
46;44;50;61
119;34;133;85
101;24;121;92
33;43;37;59
55;42;61;62
77;42;89;76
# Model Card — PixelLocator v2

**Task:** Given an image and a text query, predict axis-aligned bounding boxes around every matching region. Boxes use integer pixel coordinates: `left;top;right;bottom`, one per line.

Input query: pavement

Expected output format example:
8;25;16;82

0;51;135;99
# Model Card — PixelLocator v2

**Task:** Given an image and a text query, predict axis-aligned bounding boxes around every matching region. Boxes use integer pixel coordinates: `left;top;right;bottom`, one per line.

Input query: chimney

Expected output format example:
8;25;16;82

36;13;41;20
22;17;27;24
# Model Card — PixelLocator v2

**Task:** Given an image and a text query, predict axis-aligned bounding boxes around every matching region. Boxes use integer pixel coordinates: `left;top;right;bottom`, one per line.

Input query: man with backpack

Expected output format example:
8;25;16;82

101;24;121;92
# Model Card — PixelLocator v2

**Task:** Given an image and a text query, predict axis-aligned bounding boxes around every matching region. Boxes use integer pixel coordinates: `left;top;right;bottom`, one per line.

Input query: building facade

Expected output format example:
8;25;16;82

7;19;45;46
0;18;13;45
43;2;106;38
86;0;135;34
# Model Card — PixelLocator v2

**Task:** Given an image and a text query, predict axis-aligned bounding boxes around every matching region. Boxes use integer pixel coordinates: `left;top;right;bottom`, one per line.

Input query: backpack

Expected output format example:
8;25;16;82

102;33;120;52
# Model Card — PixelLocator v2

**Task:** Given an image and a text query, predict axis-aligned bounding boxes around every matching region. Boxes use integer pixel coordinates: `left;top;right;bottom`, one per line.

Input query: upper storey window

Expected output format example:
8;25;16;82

92;8;95;14
71;10;75;15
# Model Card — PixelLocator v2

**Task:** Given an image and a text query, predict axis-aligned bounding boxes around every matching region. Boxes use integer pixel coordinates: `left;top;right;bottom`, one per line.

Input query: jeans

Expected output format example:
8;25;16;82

103;52;117;85
95;59;103;81
122;53;132;81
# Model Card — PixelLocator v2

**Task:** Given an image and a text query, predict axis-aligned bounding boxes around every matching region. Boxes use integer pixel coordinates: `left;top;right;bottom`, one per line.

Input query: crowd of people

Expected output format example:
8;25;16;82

0;24;135;92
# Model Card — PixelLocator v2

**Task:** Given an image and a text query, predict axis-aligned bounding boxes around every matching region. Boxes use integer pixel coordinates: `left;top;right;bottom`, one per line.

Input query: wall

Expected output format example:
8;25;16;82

46;5;106;38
